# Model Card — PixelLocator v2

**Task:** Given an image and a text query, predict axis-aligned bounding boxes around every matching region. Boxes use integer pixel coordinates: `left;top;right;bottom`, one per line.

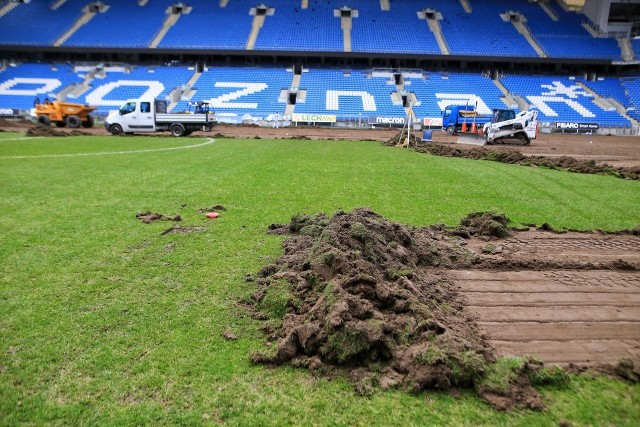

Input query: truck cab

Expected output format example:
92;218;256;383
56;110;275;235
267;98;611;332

442;105;491;135
105;99;163;134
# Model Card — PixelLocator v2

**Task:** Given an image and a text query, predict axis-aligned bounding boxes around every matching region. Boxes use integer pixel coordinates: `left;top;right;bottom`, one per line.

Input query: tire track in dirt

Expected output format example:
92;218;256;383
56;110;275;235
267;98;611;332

453;233;640;366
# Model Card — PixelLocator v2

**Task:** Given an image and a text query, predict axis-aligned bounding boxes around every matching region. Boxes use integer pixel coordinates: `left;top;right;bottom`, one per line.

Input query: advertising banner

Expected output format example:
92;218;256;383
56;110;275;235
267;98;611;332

423;117;443;126
367;116;406;126
292;114;336;123
555;122;599;131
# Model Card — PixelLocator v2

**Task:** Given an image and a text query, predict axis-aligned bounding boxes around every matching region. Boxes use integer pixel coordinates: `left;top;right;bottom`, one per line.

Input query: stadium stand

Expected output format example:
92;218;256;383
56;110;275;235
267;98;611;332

581;77;633;110
409;72;506;119
347;0;441;54
0;1;637;131
0;63;84;109
433;0;537;58
632;39;640;59
0;0;628;61
500;75;631;127
502;0;622;60
71;65;193;115
621;77;640;120
171;66;292;117
159;0;252;49
0;0;79;46
63;1;170;48
294;69;405;118
0;62;637;129
251;0;342;52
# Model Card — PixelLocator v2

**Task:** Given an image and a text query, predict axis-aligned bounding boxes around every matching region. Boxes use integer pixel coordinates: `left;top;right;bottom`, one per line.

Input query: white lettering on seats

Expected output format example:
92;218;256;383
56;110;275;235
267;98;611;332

0;78;62;96
326;90;377;111
527;96;595;118
85;80;165;106
208;82;267;109
541;82;590;99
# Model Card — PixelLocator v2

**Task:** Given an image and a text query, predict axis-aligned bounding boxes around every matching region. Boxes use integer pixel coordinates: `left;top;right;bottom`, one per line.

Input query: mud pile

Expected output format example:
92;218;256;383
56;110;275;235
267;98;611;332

25;126;92;137
250;209;551;410
0;117;32;128
382;132;423;147
406;142;639;180
135;211;181;224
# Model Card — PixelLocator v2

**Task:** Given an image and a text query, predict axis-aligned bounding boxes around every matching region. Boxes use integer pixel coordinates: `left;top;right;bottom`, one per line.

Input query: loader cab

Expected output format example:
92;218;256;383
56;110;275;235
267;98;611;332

492;109;515;123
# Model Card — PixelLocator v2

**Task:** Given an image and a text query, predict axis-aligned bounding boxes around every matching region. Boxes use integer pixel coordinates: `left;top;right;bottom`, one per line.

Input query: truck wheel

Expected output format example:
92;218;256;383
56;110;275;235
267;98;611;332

82;115;94;128
170;123;186;137
109;124;123;135
446;125;455;135
66;115;81;128
37;115;51;126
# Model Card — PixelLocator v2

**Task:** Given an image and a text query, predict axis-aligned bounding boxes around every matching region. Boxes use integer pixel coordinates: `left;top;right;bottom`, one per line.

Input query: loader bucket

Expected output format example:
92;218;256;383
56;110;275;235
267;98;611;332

456;132;487;146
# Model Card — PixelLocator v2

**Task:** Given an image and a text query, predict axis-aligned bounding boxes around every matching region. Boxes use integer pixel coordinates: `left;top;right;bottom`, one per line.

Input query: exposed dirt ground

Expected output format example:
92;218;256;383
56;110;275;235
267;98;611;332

458;230;640;368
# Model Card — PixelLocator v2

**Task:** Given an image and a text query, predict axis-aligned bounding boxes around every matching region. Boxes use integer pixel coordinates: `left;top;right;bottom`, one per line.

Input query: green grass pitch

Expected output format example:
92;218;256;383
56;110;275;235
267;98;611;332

1;133;639;425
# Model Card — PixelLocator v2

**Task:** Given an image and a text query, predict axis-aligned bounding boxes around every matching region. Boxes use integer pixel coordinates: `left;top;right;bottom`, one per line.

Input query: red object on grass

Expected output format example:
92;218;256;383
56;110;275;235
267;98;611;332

206;212;219;219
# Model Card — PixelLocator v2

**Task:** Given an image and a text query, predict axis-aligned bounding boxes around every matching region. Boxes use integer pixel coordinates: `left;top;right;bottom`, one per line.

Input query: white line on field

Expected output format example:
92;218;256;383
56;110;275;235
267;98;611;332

0;137;215;159
0;136;45;142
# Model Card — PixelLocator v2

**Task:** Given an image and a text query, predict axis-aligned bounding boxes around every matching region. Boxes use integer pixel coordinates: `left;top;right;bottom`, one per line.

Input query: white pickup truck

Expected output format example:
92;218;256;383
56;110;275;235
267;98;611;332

104;99;216;137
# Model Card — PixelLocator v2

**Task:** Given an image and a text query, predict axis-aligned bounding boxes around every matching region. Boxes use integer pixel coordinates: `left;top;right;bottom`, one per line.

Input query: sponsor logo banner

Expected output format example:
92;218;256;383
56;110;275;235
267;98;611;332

423;117;443;126
555;122;599;130
0;108;17;115
292;113;336;123
368;116;406;126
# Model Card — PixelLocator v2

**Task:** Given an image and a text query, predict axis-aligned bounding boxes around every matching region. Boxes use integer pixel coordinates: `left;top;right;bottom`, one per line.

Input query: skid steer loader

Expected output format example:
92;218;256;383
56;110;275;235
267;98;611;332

457;109;538;146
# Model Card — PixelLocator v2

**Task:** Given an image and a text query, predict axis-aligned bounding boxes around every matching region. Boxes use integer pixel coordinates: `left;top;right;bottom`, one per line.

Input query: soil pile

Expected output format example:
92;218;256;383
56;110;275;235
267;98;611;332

250;208;549;410
382;132;423;147
136;211;181;224
0;117;32;128
197;204;227;213
405;142;639;180
25;126;92;137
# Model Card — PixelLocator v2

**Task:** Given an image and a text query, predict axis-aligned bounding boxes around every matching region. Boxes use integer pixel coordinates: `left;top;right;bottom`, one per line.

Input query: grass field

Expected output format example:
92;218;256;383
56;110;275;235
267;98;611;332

1;133;639;426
